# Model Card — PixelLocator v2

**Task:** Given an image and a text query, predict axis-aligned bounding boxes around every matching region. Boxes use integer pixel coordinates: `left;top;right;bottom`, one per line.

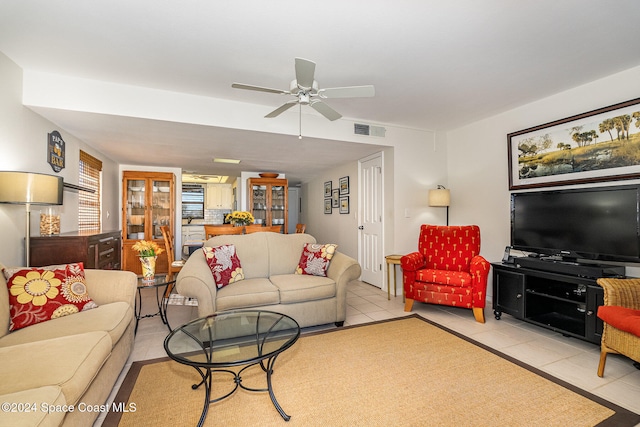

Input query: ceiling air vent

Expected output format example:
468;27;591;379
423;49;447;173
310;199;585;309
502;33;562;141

354;123;370;135
354;123;386;137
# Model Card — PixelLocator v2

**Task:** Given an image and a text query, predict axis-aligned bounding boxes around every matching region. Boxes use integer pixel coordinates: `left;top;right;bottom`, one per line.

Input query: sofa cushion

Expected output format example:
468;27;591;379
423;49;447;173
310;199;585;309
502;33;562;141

0;331;112;405
216;278;280;311
0;301;131;349
295;243;338;277
3;263;98;331
202;244;244;289
206;234;270;279
0;386;67;427
598;305;640;336
415;269;473;287
270;274;336;304
266;233;317;275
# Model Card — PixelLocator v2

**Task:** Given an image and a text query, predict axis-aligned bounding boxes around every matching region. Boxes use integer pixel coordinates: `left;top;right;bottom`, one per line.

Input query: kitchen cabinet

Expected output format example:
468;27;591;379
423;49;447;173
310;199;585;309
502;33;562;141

206;184;233;210
181;225;206;259
122;171;175;274
247;177;288;232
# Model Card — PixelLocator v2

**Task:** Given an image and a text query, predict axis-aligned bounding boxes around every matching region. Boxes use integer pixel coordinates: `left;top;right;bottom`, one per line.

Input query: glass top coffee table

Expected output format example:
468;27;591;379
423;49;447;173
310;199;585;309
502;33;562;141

164;310;300;426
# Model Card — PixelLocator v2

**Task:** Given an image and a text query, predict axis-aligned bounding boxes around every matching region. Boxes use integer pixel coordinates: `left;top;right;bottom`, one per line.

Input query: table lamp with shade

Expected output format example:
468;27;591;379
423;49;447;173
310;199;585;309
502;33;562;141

428;185;451;226
0;171;63;266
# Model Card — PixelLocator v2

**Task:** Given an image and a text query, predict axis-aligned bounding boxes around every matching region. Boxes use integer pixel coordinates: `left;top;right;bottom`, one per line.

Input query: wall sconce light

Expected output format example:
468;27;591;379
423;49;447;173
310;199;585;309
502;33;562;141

0;171;63;266
428;185;451;225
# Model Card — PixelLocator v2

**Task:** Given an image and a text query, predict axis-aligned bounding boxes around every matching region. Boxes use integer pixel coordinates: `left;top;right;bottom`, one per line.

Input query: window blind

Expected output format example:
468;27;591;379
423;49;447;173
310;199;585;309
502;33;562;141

78;150;102;231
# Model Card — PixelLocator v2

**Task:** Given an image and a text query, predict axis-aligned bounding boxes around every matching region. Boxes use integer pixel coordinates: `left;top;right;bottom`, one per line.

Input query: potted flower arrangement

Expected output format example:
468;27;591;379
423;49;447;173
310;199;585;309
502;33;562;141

225;211;255;226
132;240;164;280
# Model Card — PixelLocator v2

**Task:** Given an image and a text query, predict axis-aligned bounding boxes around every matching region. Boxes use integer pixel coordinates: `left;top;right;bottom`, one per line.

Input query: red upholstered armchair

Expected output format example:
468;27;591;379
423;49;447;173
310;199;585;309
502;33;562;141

401;225;490;323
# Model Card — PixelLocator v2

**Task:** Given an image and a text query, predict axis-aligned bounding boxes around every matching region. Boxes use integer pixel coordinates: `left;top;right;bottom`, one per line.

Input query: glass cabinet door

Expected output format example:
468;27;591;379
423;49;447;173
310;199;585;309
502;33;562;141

271;185;285;226
251;184;267;225
152;179;172;239
126;179;146;239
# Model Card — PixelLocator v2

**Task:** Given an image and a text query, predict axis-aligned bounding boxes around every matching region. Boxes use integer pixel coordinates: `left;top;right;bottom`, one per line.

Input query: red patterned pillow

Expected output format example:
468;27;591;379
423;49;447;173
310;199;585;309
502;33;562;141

2;263;98;331
202;244;244;289
295;243;338;276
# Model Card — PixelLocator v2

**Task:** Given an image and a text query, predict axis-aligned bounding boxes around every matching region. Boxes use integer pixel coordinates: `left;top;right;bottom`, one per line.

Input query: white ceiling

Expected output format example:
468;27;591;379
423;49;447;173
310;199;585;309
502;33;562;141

2;0;639;184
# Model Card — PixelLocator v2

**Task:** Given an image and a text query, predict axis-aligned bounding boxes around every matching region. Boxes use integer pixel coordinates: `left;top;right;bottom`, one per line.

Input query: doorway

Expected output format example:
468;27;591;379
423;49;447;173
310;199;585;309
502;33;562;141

358;152;384;288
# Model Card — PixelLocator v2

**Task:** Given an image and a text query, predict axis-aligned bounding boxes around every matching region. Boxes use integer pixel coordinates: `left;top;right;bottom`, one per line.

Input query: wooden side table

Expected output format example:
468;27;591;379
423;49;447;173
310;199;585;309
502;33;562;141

385;254;404;301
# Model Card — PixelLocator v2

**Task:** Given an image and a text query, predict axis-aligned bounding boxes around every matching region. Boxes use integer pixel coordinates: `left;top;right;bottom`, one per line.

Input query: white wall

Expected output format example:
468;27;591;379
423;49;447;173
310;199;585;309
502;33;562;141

304;126;447;289
446;64;640;284
0;53;120;266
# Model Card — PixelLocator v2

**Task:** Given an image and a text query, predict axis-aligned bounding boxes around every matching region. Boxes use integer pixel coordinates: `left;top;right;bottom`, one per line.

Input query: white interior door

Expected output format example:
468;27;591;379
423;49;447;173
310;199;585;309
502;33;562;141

358;153;384;287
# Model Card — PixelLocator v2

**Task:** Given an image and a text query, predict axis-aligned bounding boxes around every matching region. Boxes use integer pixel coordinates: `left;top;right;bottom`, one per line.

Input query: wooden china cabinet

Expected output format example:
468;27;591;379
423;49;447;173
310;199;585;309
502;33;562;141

247;177;288;233
121;171;175;274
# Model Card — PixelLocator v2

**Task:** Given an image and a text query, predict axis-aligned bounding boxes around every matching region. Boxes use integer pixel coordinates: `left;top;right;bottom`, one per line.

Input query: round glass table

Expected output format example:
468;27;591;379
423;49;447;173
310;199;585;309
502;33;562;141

164;310;300;426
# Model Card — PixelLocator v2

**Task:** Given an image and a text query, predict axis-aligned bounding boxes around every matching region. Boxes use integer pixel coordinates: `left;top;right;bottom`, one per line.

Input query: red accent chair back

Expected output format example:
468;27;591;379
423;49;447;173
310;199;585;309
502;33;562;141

401;225;490;323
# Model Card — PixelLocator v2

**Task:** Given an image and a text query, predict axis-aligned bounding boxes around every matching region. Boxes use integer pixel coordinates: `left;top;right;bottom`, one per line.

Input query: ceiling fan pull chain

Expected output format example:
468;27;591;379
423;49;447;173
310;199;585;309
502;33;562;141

299;103;303;139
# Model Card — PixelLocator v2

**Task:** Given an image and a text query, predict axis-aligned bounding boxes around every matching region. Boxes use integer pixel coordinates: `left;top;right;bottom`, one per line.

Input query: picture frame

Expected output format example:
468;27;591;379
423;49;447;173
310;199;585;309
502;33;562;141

331;189;339;208
339;176;350;195
324;198;332;214
324;181;332;197
508;97;640;190
339;196;350;214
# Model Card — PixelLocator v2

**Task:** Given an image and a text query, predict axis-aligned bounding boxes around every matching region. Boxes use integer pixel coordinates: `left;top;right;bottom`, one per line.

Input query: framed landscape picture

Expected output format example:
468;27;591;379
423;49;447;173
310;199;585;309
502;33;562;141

508;97;640;190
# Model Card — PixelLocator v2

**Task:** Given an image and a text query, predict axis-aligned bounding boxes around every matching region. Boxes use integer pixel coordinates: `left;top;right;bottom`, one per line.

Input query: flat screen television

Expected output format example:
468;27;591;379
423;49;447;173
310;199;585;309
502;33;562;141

510;184;640;263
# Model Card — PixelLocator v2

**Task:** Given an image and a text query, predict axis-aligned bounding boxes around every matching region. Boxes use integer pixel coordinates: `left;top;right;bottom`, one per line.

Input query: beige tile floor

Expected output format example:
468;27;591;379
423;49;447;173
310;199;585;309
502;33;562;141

96;280;640;425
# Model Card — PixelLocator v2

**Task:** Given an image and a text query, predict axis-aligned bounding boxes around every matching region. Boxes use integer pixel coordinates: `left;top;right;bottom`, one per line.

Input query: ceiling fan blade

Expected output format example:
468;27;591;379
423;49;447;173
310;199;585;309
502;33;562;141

265;100;298;118
318;85;375;99
295;58;316;89
232;83;289;95
310;100;342;121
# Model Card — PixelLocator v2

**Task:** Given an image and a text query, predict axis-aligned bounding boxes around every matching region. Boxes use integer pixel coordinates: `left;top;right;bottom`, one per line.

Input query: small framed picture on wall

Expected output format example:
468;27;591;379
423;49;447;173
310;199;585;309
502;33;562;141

324;181;332;198
339;196;350;214
339;176;349;195
324;198;332;214
332;189;339;208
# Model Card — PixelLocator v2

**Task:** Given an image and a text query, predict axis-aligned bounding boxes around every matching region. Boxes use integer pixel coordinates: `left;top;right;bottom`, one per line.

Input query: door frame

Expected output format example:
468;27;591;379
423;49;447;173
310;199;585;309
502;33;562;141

357;151;385;288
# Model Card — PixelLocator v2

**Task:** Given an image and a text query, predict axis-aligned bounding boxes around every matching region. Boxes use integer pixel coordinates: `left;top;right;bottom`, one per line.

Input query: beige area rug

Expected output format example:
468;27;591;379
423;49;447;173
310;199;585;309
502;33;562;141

104;315;639;427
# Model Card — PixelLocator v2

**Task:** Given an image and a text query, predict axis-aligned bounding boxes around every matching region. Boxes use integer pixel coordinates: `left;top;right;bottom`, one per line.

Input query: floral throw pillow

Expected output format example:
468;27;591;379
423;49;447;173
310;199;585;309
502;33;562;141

2;262;98;332
295;243;338;277
202;244;244;289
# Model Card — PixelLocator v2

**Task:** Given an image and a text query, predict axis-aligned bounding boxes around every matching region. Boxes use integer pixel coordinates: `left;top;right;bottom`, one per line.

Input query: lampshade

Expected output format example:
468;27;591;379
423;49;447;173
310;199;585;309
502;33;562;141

0;171;63;205
428;187;450;207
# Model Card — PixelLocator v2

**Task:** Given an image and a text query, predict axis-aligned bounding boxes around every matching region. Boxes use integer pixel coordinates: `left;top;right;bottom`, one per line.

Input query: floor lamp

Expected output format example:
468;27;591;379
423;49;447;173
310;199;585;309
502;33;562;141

428;185;451;226
0;171;63;266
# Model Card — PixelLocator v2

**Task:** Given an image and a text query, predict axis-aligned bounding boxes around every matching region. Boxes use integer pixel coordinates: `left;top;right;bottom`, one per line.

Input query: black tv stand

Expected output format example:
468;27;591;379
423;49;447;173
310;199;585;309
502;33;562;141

513;256;624;279
491;262;609;344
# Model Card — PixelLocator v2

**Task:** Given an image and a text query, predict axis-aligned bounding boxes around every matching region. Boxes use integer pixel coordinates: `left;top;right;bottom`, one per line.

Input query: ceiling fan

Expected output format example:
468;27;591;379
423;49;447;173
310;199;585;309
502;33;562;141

232;57;375;124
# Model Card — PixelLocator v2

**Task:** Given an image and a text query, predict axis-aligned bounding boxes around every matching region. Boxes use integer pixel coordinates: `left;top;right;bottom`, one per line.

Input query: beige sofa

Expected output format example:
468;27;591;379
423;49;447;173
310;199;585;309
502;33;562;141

0;269;136;427
176;232;362;328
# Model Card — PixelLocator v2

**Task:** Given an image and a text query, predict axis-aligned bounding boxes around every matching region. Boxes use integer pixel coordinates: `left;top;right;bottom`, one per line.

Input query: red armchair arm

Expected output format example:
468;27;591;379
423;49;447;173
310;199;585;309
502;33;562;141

401;252;425;299
401;251;425;272
469;255;490;308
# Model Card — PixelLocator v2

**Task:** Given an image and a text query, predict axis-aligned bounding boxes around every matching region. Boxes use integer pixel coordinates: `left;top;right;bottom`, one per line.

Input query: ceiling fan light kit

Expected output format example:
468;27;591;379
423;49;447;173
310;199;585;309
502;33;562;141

232;57;375;137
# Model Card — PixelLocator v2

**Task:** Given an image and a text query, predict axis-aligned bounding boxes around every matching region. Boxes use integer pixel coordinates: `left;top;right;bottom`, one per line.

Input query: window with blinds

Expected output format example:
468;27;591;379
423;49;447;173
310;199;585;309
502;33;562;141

78;150;102;231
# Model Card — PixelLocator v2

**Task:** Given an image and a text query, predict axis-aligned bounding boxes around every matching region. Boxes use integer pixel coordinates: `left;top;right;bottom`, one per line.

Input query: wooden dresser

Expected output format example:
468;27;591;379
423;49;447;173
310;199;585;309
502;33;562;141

29;230;122;269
